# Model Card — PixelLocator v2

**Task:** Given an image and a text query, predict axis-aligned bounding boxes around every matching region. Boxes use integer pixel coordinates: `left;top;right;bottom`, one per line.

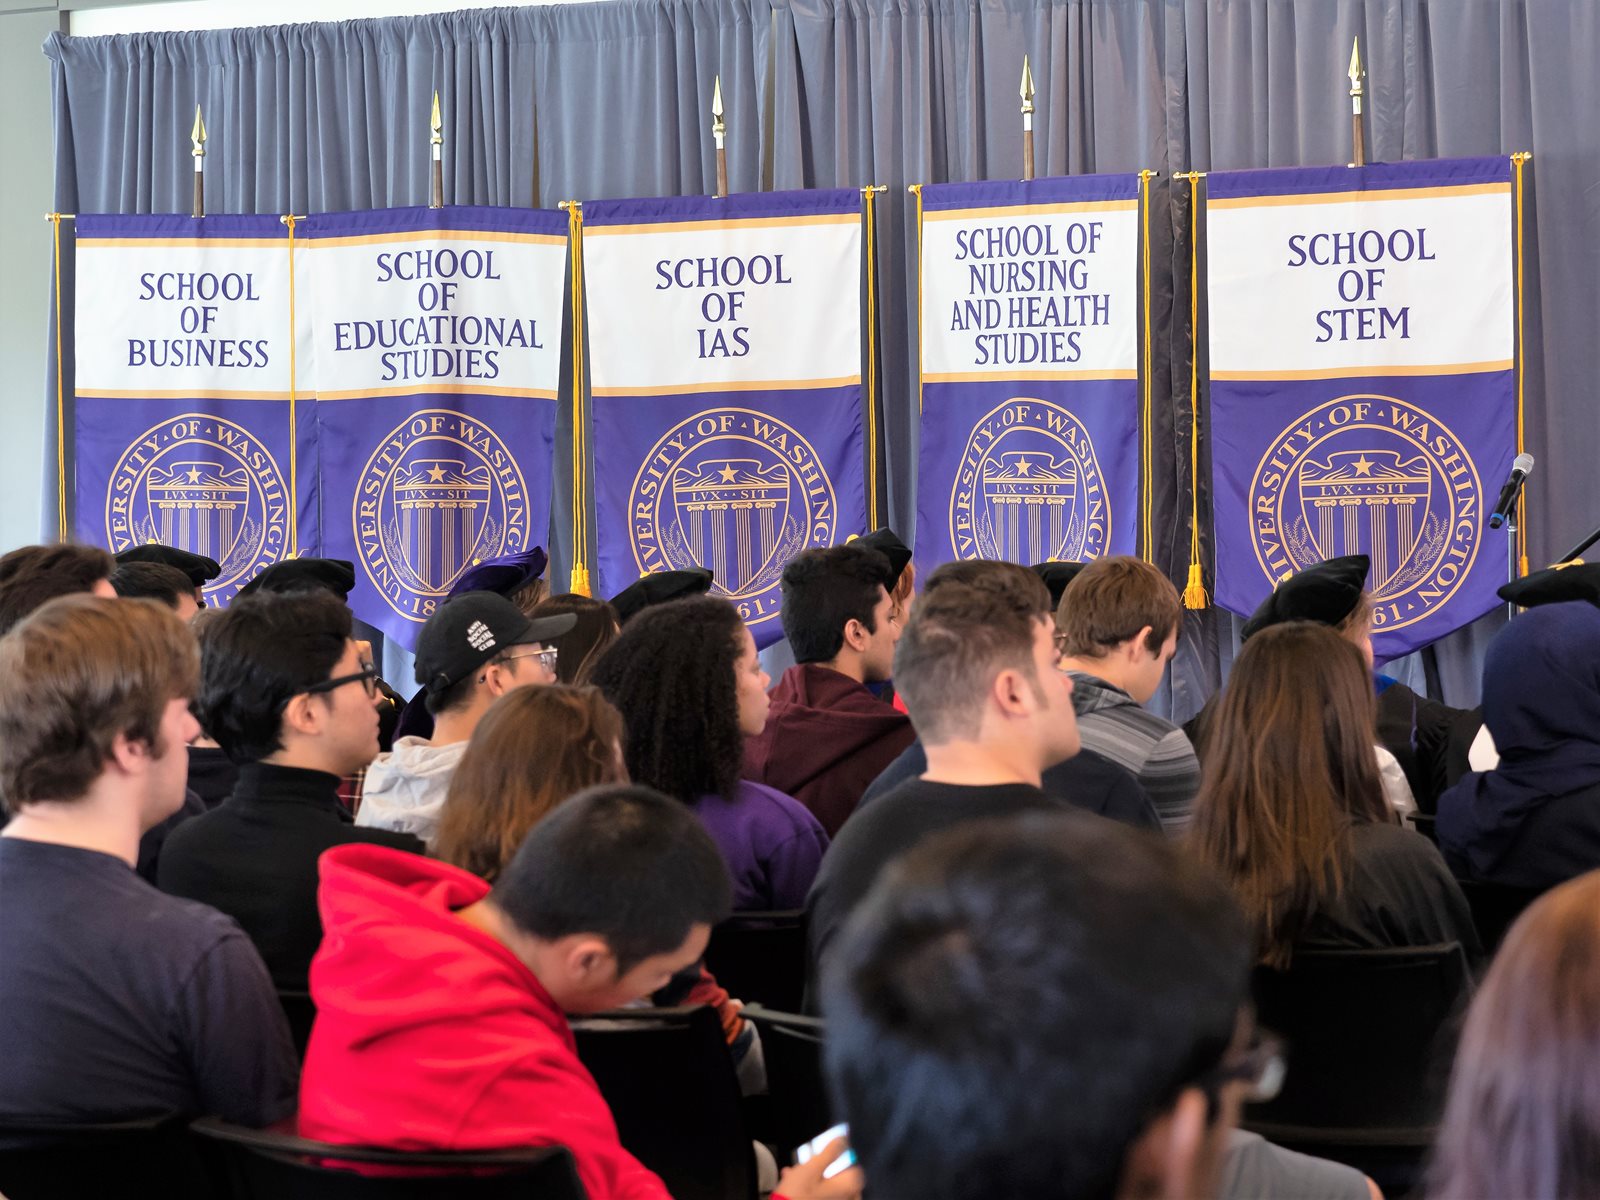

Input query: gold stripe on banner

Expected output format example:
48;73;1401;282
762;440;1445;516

863;187;883;530
582;212;860;238
51;213;67;539
1205;181;1509;211
566;202;592;597
1513;151;1533;578
314;384;562;402
922;369;1137;385
285;215;301;557
911;184;924;414
76;389;295;401
1212;359;1514;382
1182;173;1208;610
592;375;861;398
289;229;567;249
922;199;1140;222
1139;169;1156;564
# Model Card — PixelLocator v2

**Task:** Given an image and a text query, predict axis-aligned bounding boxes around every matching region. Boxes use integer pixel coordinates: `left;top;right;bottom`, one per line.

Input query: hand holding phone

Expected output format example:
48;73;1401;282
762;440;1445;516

776;1125;861;1198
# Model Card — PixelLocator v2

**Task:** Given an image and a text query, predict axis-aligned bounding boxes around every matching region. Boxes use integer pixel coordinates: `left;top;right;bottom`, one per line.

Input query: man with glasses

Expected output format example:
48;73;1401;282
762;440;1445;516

158;590;424;991
355;592;574;843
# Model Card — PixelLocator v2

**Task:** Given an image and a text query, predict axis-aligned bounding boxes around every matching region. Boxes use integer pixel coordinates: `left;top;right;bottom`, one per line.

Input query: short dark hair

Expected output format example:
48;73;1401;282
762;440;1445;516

823;813;1251;1200
893;562;1051;744
781;545;892;664
492;784;732;973
1057;556;1181;658
110;561;195;609
197;591;352;763
0;543;114;636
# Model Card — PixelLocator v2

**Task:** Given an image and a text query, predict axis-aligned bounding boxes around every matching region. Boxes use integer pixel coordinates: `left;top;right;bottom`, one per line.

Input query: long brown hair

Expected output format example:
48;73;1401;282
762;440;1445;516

528;593;621;684
1428;872;1600;1199
433;684;627;881
1188;621;1389;967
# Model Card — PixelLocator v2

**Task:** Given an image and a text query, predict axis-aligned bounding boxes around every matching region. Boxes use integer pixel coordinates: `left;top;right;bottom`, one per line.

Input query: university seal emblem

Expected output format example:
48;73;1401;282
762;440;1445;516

628;407;838;626
1249;394;1483;632
105;413;289;601
949;397;1110;562
354;409;531;624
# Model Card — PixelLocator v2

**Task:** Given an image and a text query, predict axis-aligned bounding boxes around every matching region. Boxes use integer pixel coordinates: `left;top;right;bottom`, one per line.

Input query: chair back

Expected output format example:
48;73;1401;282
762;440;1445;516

0;1113;213;1200
190;1117;587;1198
571;1004;753;1200
1457;878;1545;953
703;910;807;1013
740;1005;832;1161
1405;811;1438;845
279;989;318;1058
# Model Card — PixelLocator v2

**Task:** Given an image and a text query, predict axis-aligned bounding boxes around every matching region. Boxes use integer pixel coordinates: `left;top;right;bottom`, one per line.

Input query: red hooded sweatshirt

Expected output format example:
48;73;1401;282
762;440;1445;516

744;664;916;837
298;844;669;1200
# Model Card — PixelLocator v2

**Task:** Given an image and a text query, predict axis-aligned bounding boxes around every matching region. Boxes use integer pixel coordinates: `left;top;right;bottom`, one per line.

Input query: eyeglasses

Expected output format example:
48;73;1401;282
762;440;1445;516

498;646;559;675
303;661;380;700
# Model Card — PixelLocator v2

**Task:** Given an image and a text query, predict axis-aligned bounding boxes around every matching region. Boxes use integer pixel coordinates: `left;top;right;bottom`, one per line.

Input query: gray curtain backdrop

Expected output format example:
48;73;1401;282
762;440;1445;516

43;0;1599;715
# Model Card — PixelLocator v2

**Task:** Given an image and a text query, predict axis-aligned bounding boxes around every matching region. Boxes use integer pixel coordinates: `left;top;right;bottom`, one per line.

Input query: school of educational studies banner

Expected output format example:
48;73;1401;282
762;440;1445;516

915;176;1142;571
301;206;567;649
582;191;866;647
1206;158;1515;662
73;214;316;605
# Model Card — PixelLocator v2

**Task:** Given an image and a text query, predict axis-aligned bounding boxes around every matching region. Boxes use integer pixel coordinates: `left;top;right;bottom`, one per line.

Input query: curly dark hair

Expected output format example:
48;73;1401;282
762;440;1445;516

589;595;747;805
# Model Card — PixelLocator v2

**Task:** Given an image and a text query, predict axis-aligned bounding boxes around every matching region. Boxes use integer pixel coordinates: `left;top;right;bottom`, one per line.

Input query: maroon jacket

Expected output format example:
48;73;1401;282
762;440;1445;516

745;664;916;837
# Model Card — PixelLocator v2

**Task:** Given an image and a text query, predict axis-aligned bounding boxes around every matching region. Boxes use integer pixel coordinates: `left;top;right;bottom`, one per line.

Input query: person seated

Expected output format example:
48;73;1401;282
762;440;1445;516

157;590;422;990
1190;621;1479;967
608;567;714;624
1426;869;1600;1199
299;784;854;1200
1436;601;1600;891
0;595;296;1130
113;541;219;609
109;560;202;620
745;544;916;836
823;812;1376;1200
806;561;1092;996
1051;556;1198;833
591;596;828;910
0;542;115;635
527;593;623;684
356;592;573;842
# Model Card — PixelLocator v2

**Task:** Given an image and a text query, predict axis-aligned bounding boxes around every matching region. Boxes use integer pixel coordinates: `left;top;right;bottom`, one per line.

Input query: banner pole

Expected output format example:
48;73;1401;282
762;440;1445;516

862;186;886;530
712;76;728;199
562;200;592;596
191;105;206;219
49;213;68;540
1137;169;1156;564
1512;151;1532;578
1020;56;1035;182
908;185;924;416
1175;170;1209;609
430;91;444;209
282;214;304;558
1347;39;1366;168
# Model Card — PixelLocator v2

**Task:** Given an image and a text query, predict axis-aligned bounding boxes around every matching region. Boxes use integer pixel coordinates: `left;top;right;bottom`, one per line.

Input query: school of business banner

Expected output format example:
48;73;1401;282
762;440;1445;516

581;190;866;646
1206;158;1516;661
914;176;1142;571
300;207;568;648
73;214;315;605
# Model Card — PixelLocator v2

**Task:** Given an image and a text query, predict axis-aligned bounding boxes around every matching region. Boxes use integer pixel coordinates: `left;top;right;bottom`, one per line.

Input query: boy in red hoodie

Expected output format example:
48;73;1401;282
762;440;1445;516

299;784;859;1200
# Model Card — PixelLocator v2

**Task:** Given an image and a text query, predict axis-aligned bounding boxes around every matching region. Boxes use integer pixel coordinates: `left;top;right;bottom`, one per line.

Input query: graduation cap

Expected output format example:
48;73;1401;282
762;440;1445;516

1241;555;1370;641
1031;560;1087;611
445;546;549;601
1498;561;1600;610
847;529;912;589
114;543;220;590
237;557;357;601
609;568;715;624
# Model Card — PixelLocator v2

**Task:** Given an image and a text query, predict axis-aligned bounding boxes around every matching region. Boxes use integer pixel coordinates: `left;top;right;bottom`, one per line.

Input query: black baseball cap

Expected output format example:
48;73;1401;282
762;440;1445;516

414;592;576;696
1241;555;1370;640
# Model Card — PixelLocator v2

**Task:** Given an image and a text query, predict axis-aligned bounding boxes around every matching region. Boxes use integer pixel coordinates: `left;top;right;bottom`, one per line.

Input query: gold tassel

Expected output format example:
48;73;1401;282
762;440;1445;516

1519;554;1530;579
570;565;592;598
1182;562;1209;610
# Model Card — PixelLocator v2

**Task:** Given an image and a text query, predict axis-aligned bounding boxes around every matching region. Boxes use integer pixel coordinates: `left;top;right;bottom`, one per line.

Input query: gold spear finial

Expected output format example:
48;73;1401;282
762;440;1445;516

191;104;207;158
1020;55;1035;116
1347;37;1364;102
431;90;442;146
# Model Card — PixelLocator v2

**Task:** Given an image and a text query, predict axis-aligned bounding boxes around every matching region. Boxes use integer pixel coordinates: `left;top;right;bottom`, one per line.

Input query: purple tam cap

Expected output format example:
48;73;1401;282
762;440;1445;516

446;547;549;600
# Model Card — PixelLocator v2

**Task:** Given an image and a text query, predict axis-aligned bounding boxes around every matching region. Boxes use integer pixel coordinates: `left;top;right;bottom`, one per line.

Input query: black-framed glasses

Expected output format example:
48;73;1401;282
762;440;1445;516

303;661;380;700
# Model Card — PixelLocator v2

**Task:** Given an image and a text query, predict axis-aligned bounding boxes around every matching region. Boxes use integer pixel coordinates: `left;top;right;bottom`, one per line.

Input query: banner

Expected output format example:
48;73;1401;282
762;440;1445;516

74;214;314;604
301;207;568;648
914;176;1143;571
581;191;866;646
1206;158;1516;660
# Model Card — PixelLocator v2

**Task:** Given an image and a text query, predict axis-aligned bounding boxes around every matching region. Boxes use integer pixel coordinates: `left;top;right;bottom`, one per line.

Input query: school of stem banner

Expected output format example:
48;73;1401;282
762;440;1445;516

300;206;568;649
581;190;866;647
914;176;1142;572
73;214;315;605
1206;158;1516;661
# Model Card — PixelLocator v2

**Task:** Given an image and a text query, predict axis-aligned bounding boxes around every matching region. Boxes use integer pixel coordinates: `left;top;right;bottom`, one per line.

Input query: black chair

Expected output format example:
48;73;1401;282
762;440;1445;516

1457;878;1545;953
0;1113;215;1200
191;1117;587;1198
571;1004;755;1200
703;910;808;1013
740;1005;833;1162
1405;811;1438;845
278;989;318;1057
1245;942;1473;1193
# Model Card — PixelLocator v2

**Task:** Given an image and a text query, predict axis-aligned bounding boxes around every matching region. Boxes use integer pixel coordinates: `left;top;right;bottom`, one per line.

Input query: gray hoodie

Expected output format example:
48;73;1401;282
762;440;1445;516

353;737;469;844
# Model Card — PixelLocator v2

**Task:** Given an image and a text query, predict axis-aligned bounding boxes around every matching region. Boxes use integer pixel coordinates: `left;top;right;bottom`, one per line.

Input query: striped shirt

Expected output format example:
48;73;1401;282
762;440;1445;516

1067;672;1199;835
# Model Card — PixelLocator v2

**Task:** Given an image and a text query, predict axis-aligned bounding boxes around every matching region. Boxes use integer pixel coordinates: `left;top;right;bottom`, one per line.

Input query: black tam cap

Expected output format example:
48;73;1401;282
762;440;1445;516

1241;555;1370;640
609;568;715;624
238;557;358;601
114;543;220;589
446;546;549;601
848;529;912;589
1031;560;1087;611
1499;562;1600;610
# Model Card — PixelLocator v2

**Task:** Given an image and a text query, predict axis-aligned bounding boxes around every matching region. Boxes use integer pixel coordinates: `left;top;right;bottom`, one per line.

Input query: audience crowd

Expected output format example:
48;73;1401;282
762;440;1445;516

2;533;1597;1199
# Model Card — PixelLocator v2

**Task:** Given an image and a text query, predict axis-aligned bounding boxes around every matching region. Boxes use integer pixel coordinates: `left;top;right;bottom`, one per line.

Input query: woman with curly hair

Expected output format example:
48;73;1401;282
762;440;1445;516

590;595;829;910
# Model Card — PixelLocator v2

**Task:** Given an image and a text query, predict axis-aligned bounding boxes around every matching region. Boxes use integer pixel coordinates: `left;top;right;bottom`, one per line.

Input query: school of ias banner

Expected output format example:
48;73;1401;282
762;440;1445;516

73;214;316;605
300;207;568;649
1206;158;1516;661
914;176;1142;571
581;190;867;647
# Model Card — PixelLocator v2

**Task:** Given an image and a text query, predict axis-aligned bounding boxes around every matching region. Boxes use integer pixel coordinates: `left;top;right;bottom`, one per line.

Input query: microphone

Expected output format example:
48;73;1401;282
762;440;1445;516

1488;453;1535;529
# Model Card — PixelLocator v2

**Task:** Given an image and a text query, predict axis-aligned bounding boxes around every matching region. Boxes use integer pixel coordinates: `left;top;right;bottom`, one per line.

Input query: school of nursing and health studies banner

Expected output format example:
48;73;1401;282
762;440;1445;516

581;190;867;648
1206;158;1516;662
914;176;1142;573
73;214;315;605
301;206;568;649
